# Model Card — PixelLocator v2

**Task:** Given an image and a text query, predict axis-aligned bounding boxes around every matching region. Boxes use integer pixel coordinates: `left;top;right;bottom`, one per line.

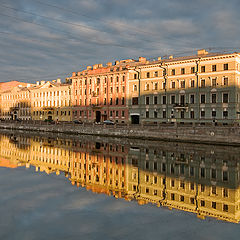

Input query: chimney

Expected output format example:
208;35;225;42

27;83;31;88
169;55;173;59
36;81;39;85
107;62;112;67
197;49;208;55
139;57;147;62
52;80;56;83
158;57;162;61
115;60;120;65
87;66;92;70
93;64;98;69
40;81;45;85
72;72;76;77
57;78;61;84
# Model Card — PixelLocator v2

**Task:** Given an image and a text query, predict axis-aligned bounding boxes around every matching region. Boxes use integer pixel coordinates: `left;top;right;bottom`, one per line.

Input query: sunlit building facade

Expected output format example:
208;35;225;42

128;50;240;125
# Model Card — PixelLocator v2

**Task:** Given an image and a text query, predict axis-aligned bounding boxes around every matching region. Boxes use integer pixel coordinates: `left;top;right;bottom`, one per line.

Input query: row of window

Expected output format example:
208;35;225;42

74;75;125;85
141;63;229;79
142;93;229;105
74;110;126;118
134;77;229;92
144;109;229;119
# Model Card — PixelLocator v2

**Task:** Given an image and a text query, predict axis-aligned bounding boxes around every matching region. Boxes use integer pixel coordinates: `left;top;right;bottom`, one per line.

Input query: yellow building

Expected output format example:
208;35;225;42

128;49;240;125
0;83;33;120
30;79;72;122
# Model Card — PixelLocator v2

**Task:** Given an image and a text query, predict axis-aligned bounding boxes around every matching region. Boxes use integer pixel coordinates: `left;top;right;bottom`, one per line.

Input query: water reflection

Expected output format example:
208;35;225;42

0;132;239;223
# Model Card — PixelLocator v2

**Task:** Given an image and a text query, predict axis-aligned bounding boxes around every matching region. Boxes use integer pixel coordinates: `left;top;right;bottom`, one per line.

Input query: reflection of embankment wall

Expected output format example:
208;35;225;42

1;122;240;145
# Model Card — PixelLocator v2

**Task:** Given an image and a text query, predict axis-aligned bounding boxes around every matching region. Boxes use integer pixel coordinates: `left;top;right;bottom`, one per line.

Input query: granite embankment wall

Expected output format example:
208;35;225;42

0;122;239;146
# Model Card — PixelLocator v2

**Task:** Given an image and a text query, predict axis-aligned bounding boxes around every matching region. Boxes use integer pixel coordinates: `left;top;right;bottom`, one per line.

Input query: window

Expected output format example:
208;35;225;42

146;72;150;78
212;65;216;72
162;95;166;104
223;204;228;212
212;110;216;118
154;82;158;90
212;202;216;209
201;79;205;87
200;94;206;104
212;78;217;87
190;94;195;104
154;71;158;77
181;68;185;74
190;166;194;176
201;200;205;207
190;183;194;190
171;193;175;200
223;171;228;181
122;111;125;117
133;84;137;91
110;98;112;105
223;188;228;198
191;67;195;74
171;69;175;75
200;168;205;178
132;97;138;105
180;95;185;105
116;111;119;117
201;110;205;118
212;186;216;194
211;93;216;103
171;95;175;104
116;98;119;105
201;66;205;72
146;111;149;118
146;96;150;105
190;80;195;88
223;110;228;118
223;77;228;86
145;84;150;91
171;81;175;89
180;195;184;202
163;110;166;118
190;198;195;204
134;73;137;79
180;80;185;88
122;97;125;105
211;168;216;179
181;111;184;119
154;96;158;105
190;110;194;119
224;63;228;71
223;93;228;103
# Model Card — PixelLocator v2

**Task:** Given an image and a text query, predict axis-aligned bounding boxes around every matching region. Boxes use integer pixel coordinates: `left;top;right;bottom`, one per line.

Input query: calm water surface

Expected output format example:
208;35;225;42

0;131;240;240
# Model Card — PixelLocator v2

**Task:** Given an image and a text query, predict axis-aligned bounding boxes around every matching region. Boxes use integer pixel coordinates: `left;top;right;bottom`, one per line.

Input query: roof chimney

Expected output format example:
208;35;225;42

36;81;39;85
87;66;92;70
57;78;61;84
139;57;147;62
158;57;162;61
115;60;120;65
169;55;173;59
107;62;112;67
40;81;45;85
27;83;31;88
197;49;208;55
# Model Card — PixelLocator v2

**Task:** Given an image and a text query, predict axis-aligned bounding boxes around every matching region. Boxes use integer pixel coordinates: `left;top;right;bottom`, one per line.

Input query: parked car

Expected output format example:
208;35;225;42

73;120;83;124
44;119;55;124
103;120;115;125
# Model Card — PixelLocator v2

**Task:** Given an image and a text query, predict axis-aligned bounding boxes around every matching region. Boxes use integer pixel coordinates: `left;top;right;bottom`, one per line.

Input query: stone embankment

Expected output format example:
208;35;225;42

0;122;239;146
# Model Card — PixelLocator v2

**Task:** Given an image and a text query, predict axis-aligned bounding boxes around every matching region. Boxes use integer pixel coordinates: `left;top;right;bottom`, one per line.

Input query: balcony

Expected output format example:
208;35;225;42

173;103;189;109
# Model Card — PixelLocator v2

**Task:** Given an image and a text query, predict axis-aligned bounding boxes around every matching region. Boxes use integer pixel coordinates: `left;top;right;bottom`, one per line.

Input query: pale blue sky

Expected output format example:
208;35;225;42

0;0;239;82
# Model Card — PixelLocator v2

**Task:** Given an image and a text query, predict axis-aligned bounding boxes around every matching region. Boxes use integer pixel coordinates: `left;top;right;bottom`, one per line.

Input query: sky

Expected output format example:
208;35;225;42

0;0;240;83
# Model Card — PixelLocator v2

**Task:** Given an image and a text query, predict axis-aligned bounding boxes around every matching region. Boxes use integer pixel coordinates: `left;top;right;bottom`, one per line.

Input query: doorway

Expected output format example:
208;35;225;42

96;111;101;122
131;115;140;124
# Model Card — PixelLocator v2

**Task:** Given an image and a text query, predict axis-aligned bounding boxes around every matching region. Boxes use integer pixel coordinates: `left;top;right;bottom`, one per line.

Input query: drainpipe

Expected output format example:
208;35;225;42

196;58;200;123
160;63;168;122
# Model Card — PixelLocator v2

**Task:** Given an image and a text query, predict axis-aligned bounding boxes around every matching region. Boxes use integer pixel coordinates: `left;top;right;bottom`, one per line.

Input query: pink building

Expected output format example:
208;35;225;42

71;60;135;123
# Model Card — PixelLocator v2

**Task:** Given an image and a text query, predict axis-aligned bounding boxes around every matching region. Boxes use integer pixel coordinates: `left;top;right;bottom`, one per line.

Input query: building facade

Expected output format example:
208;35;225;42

128;50;240;125
30;79;72;122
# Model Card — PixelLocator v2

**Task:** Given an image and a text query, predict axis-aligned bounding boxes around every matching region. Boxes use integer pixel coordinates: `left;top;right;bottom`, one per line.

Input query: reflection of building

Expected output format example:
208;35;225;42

1;132;240;223
30;80;72;121
128;50;240;124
